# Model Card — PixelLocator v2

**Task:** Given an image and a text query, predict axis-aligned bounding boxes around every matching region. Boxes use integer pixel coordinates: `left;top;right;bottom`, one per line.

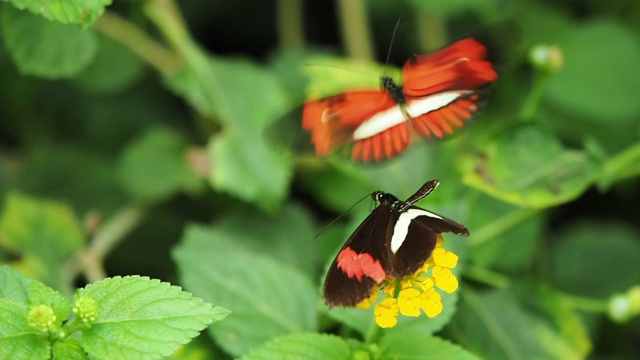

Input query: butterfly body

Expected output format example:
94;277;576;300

323;180;469;307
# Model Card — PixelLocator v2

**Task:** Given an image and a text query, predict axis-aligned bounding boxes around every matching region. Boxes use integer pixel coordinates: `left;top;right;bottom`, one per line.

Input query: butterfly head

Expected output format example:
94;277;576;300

380;76;405;104
372;190;400;206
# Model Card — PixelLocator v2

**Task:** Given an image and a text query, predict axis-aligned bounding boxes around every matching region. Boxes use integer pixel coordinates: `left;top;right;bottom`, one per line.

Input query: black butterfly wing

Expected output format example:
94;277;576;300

323;204;398;308
387;205;468;278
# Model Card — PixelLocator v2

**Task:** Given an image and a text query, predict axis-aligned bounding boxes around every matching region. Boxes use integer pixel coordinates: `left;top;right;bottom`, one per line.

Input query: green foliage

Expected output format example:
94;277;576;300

0;266;227;360
0;0;639;358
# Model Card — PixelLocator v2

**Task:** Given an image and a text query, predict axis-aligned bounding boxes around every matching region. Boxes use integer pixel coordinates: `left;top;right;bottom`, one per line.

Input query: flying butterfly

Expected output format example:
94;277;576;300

303;24;517;162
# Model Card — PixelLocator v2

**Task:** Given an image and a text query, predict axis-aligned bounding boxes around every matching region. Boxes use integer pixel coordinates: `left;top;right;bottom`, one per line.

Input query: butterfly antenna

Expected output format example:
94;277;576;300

314;192;374;240
382;18;402;78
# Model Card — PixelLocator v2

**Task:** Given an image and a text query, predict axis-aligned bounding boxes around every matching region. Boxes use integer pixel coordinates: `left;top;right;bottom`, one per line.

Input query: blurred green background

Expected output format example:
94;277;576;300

0;0;639;359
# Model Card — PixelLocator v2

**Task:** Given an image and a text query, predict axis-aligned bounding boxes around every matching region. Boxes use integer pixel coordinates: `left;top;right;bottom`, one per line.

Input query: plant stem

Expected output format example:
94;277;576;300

336;0;375;61
520;72;551;121
94;11;181;74
599;140;640;188
463;265;511;288
558;292;609;313
277;0;304;50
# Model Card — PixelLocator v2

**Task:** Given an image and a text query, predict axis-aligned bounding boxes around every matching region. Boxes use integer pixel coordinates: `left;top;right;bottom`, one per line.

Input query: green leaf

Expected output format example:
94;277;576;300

173;225;318;357
3;0;110;27
241;333;351;360
207;130;291;212
380;333;480;360
550;221;640;298
450;288;589;360
78;276;227;360
53;338;87;360
0;299;50;360
1;5;98;78
461;124;597;208
73;34;145;94
118;127;203;202
208;203;320;276
164;47;292;211
0;265;31;302
0;192;83;292
28;280;71;327
546;20;640;121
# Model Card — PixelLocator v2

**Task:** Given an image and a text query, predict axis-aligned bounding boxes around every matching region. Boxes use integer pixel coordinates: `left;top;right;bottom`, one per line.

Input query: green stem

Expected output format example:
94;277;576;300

469;207;540;247
363;317;380;344
144;0;193;56
277;0;304;50
558;292;609;313
463;265;511;288
94;11;181;74
520;72;552;121
415;10;446;50
336;0;375;61
600;140;640;187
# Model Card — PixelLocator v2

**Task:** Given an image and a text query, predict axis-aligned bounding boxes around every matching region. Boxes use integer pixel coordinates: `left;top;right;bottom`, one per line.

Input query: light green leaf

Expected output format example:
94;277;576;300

380;333;480;360
164;47;292;211
1;5;98;78
461;124;597;208
3;0;110;27
0;192;83;292
78;276;227;360
0;299;50;360
450;288;589;360
53;338;87;360
550;221;640;298
118;127;203;202
173;225;318;357
546;20;640;121
207;130;291;212
0;265;31;302
241;333;351;360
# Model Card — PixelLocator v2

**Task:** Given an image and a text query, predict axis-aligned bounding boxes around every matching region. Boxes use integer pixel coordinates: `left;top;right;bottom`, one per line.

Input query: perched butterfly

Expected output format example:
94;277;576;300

302;31;507;162
323;180;469;307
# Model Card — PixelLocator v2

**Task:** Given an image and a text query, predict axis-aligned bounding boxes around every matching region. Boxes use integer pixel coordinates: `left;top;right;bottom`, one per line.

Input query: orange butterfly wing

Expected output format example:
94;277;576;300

403;38;497;139
302;91;410;162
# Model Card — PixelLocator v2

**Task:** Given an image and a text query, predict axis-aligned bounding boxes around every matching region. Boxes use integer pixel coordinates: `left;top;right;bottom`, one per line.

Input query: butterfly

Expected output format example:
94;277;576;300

323;180;469;307
302;35;501;162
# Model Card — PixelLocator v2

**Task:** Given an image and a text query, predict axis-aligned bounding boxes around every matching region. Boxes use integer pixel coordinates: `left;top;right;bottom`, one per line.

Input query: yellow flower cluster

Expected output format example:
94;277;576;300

357;235;460;328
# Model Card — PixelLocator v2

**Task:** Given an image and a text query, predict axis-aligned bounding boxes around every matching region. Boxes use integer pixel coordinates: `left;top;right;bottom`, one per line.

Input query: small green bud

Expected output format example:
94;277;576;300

27;304;57;332
529;44;563;74
73;296;99;323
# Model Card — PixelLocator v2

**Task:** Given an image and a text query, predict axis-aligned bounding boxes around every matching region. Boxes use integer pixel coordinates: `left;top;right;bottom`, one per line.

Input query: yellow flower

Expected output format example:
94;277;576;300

433;266;459;293
356;288;379;309
432;247;458;268
397;288;422;317
421;288;443;318
374;298;399;328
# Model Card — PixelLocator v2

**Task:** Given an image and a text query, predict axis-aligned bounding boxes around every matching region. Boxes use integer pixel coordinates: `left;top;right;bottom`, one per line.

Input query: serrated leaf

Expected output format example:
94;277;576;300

118;127;203;202
173;225;318;357
0;265;31;302
1;5;98;78
550;222;640;298
380;333;480;360
78;276;227;360
0;299;50;360
241;333;351;360
461;124;597;208
546;20;640;121
0;192;83;292
52;338;87;360
4;0;110;27
164;46;292;211
450;288;588;360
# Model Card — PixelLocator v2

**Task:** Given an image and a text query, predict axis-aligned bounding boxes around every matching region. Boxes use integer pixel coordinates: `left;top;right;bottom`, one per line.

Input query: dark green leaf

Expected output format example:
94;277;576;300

173;225;318;357
241;333;351;360
118;127;203;203
380;333;480;360
461;124;598;208
1;6;98;78
0;299;50;360
550;221;640;298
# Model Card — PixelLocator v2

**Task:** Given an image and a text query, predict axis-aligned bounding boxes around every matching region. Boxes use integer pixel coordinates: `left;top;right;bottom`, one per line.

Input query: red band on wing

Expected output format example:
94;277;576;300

336;247;386;283
410;94;479;138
